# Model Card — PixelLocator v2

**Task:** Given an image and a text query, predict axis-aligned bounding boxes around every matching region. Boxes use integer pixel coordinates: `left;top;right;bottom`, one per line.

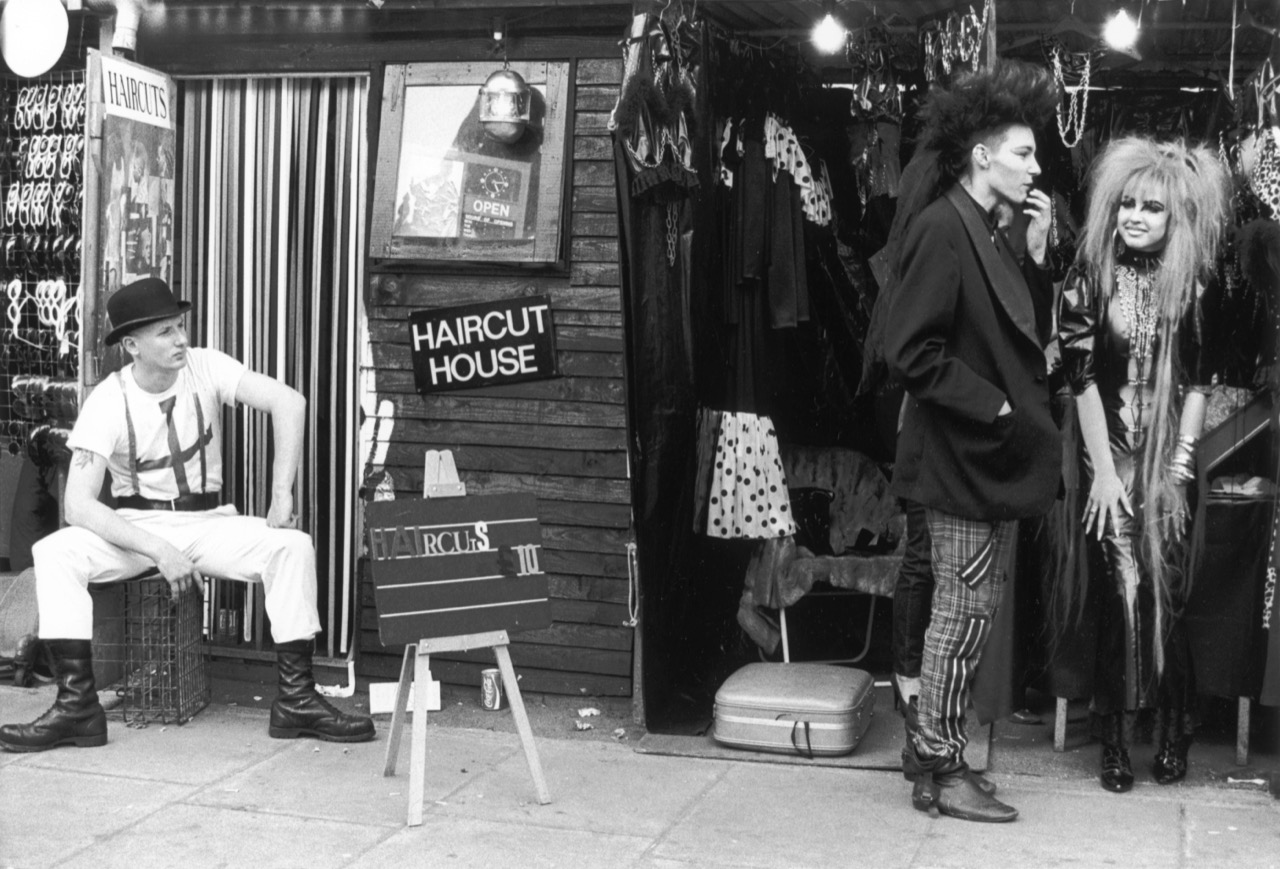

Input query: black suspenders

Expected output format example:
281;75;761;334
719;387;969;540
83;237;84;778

116;370;209;496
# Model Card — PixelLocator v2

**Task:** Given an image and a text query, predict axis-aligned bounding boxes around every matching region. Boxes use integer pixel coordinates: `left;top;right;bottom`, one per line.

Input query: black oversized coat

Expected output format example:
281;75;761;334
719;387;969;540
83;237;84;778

885;186;1061;521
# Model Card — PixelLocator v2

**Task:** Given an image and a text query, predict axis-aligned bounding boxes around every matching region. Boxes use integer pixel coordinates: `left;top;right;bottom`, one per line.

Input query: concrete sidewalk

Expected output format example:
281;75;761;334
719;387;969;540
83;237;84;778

2;685;1279;869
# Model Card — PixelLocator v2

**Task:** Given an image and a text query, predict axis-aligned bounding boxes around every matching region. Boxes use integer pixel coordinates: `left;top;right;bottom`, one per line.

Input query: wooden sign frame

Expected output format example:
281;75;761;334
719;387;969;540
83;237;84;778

368;61;570;265
375;456;551;825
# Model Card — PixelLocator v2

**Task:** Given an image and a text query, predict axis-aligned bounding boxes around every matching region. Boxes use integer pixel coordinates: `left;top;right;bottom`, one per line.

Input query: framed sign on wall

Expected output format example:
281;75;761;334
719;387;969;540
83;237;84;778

369;61;571;265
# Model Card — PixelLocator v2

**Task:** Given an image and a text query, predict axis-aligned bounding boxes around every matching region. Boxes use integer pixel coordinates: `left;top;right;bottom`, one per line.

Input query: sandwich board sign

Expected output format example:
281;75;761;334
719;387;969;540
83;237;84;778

366;493;550;645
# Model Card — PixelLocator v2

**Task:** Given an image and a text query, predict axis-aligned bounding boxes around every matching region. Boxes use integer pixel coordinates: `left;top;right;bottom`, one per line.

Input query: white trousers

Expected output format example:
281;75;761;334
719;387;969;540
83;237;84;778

33;506;322;643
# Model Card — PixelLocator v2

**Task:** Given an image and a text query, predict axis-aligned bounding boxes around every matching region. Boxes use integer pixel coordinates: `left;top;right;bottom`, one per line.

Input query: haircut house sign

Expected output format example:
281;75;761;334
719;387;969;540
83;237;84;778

409;295;557;394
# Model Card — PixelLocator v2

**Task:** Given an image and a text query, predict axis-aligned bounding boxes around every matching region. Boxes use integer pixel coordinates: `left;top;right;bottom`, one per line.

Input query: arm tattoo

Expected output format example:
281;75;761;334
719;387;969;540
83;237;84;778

73;448;95;470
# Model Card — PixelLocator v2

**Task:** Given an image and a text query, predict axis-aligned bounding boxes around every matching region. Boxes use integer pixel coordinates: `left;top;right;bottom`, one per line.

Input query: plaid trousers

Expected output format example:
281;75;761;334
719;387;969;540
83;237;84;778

913;508;1018;764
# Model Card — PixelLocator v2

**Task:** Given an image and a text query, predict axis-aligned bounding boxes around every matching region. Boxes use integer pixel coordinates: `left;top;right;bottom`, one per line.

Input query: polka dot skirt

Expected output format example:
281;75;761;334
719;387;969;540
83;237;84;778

705;411;796;540
763;113;832;226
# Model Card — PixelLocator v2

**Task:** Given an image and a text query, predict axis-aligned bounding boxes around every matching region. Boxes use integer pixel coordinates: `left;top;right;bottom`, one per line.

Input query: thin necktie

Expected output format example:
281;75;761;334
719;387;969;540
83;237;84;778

159;396;190;495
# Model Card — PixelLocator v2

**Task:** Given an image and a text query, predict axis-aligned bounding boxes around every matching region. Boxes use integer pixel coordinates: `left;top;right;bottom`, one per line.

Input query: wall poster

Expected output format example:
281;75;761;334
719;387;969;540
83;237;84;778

81;49;177;387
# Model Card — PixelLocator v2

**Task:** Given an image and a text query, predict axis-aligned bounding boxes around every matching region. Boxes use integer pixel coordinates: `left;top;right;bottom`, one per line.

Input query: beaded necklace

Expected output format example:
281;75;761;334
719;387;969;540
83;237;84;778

1114;262;1158;364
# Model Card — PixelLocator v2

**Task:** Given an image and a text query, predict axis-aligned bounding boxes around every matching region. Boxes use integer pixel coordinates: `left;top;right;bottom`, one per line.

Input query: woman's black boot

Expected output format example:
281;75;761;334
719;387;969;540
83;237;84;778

1153;737;1190;785
1100;743;1134;793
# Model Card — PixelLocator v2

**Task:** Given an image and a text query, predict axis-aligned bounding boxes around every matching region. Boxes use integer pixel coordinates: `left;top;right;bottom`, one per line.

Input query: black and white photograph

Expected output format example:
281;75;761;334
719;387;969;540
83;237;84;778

1;2;1279;867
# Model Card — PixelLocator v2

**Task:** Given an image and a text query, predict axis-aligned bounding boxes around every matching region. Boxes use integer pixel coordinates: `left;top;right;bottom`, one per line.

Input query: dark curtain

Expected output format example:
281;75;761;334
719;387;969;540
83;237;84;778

614;133;702;725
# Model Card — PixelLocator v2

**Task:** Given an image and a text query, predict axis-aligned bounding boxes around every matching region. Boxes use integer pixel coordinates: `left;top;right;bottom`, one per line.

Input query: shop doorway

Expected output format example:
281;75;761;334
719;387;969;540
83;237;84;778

176;75;369;660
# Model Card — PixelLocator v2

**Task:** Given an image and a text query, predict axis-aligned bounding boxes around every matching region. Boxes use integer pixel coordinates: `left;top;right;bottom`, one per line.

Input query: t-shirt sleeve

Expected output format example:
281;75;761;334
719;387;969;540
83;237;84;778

194;348;247;406
65;378;124;460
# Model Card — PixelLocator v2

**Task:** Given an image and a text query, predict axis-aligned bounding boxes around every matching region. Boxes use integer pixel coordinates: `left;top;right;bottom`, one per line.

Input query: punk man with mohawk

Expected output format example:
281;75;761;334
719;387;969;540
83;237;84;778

884;60;1061;822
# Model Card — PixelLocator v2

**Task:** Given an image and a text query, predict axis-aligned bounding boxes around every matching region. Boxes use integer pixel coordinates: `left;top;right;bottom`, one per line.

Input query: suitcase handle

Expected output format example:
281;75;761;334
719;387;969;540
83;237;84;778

788;719;815;759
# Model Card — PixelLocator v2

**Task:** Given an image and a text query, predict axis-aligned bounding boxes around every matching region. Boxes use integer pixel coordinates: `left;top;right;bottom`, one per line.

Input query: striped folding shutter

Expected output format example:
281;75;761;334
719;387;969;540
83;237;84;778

178;75;369;657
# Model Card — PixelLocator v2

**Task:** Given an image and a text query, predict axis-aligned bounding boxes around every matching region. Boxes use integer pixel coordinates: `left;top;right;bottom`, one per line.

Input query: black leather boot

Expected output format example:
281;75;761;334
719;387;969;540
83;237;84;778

0;639;107;753
906;745;1018;823
1100;743;1134;793
1152;737;1190;785
269;640;375;743
898;690;996;796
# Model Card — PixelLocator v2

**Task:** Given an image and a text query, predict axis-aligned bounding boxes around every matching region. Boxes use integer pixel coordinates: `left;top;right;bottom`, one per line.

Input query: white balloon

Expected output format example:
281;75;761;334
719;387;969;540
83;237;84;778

1;0;69;79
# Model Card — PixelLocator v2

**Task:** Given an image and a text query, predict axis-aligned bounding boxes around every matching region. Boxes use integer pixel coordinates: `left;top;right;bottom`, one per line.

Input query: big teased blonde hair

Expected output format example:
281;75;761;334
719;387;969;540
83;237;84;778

1075;137;1231;672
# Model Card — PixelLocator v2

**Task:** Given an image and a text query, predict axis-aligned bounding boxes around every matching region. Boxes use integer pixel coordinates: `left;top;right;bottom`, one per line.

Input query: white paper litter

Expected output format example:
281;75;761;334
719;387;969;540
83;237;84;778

577;707;602;717
316;661;357;698
574;720;594;731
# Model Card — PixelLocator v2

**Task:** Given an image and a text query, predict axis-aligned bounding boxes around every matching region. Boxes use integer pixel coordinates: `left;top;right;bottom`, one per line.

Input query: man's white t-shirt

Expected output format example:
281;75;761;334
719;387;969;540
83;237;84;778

68;348;246;500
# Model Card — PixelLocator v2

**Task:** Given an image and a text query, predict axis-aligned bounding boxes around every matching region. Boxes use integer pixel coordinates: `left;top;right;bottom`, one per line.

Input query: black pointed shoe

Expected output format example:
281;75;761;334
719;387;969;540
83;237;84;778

1152;738;1189;785
907;751;1017;823
928;766;1018;822
1100;744;1134;793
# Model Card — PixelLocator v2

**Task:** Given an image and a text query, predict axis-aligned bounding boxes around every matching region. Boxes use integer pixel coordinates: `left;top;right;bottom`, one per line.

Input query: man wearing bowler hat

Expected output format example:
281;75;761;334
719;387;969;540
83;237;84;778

0;277;375;752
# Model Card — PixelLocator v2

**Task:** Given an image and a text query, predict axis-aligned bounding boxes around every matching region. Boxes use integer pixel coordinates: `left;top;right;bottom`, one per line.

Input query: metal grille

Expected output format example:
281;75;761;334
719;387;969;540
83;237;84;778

95;578;210;726
0;72;86;463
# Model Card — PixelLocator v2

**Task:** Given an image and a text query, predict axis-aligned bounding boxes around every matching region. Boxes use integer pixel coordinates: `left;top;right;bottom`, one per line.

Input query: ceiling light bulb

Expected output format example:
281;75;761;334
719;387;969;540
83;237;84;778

1103;10;1140;51
811;13;846;55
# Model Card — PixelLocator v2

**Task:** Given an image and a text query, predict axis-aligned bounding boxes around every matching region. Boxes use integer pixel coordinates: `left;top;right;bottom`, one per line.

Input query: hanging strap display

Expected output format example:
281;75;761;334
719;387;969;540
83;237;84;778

1264;509;1278;631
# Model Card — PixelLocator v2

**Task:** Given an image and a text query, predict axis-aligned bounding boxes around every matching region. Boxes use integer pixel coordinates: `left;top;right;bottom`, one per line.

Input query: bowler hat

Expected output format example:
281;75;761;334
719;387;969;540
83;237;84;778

105;277;191;345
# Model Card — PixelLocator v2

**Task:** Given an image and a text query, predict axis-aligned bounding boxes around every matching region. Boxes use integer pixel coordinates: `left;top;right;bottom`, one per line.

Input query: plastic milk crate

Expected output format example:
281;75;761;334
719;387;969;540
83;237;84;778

92;576;210;725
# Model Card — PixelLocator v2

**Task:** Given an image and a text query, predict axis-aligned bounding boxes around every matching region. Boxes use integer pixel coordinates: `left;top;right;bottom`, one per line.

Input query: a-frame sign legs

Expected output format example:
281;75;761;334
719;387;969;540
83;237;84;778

492;640;550;805
383;629;551;827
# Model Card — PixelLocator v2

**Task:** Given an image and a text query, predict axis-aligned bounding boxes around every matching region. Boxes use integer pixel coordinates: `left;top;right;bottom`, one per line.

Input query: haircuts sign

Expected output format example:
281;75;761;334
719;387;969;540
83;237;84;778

82;50;178;387
367;493;550;644
408;295;558;394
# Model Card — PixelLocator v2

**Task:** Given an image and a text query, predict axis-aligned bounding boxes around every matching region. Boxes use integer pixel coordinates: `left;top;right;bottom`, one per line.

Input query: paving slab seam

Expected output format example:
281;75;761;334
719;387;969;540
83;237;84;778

994;775;1276;806
626;762;737;869
5;746;300;788
413;763;522;819
39;783;207;869
903;784;954;869
1176;802;1191;869
334;826;438;868
161;799;404;831
0;761;210;796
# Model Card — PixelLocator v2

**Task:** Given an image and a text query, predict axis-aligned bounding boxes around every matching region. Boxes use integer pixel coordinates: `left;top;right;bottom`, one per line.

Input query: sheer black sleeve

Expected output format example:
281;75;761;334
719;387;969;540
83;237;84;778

1177;284;1220;393
1058;263;1101;396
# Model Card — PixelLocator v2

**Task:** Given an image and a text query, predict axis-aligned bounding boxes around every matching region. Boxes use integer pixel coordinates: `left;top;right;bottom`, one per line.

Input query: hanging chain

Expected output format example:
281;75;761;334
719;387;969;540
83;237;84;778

1052;45;1091;149
1265;514;1277;630
624;542;639;628
665;201;679;267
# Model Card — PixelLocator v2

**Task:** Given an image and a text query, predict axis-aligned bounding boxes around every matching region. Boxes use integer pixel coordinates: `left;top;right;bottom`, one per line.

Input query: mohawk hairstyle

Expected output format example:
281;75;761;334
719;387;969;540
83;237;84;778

917;60;1060;187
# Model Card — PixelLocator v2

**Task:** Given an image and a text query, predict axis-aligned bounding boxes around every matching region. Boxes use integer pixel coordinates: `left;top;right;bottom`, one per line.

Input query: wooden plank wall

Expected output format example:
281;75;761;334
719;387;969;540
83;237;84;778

359;58;635;696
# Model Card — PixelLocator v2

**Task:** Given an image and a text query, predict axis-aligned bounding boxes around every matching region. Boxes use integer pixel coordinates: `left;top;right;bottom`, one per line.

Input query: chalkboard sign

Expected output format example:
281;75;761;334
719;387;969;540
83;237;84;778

408;295;558;394
366;493;551;645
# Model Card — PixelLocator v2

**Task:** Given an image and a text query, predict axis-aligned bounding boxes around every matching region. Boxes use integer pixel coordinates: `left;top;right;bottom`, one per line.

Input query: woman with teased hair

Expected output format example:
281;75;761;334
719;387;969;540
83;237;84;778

1059;136;1231;792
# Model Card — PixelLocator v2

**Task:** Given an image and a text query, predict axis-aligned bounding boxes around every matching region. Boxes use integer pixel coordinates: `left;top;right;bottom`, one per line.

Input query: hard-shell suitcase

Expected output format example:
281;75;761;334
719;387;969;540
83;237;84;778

713;662;876;757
